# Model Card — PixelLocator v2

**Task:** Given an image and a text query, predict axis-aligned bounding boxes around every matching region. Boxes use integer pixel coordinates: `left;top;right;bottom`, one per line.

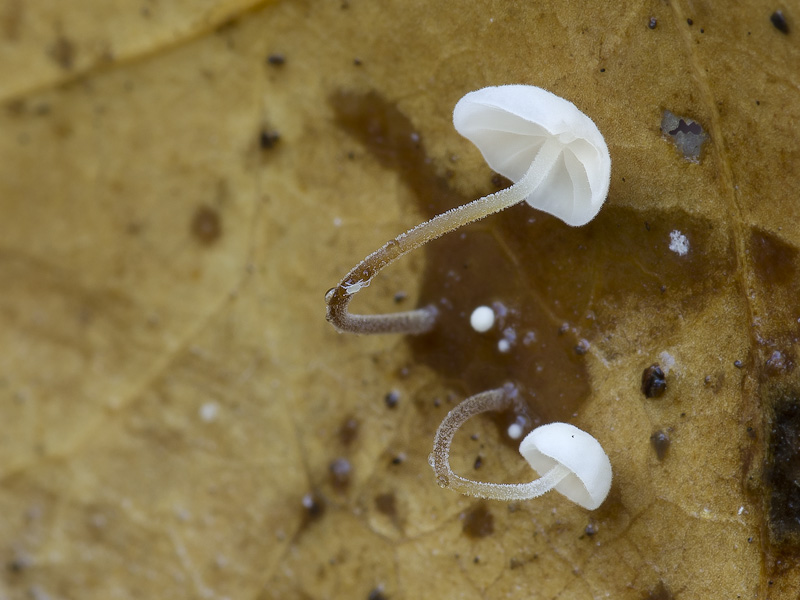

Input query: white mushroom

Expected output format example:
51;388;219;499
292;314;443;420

429;387;612;510
326;85;611;335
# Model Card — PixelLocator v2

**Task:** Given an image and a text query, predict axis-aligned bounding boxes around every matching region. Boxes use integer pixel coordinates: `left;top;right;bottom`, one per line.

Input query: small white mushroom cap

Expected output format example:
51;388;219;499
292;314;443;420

518;422;612;510
453;85;611;226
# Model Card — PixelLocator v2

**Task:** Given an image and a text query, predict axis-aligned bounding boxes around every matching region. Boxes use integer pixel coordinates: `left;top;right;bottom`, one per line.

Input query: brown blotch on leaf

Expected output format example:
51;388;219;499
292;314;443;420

329;90;734;426
650;430;670;460
338;417;359;446
49;36;75;70
766;396;800;547
461;503;494;539
190;206;221;245
642;364;667;398
750;228;797;287
374;492;397;518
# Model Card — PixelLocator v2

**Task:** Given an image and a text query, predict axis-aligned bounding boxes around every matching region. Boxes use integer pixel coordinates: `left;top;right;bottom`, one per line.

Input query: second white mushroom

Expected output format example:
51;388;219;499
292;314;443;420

429;386;612;510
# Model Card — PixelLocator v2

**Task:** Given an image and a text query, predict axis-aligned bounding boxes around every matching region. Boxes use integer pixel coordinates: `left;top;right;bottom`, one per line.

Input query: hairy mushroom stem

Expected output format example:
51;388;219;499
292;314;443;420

429;385;572;502
325;139;563;334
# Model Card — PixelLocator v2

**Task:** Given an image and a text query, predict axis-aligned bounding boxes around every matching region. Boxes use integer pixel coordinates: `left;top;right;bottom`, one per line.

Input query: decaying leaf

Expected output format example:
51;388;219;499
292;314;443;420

2;0;800;598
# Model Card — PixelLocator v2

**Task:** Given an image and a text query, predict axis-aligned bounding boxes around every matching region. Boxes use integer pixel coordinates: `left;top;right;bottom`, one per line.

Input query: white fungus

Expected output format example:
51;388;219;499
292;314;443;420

668;230;690;256
470;305;495;332
430;388;613;510
498;339;511;353
326;85;611;335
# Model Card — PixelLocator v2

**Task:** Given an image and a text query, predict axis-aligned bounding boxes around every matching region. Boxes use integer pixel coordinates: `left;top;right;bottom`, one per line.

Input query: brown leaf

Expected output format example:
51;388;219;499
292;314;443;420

1;1;799;598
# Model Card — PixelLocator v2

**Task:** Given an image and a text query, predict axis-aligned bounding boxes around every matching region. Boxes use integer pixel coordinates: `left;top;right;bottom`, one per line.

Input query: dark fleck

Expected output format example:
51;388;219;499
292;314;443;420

771;10;789;34
329;458;351;491
462;503;494;538
259;129;280;150
393;291;407;303
353;58;363;66
700;28;704;33
574;339;590;355
734;360;743;369
384;390;400;408
191;206;221;245
302;493;324;520
648;17;657;29
267;53;285;66
584;522;598;536
391;454;405;465
49;36;75;70
599;68;606;73
687;18;694;26
473;456;483;470
668;119;703;136
338;417;359;446
368;588;388;600
473;556;480;564
650;430;670;460
641;364;667;398
644;581;674;600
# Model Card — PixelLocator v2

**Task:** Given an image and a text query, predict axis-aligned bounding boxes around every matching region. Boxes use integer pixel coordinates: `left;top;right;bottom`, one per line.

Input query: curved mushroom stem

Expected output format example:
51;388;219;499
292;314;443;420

325;139;563;334
429;385;571;501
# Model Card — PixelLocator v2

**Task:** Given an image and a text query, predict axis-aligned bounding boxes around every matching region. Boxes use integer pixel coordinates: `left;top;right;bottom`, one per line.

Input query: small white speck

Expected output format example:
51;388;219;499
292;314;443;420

333;217;342;227
199;402;219;422
738;506;745;515
669;230;690;256
498;339;511;353
302;494;314;509
522;331;536;345
507;423;523;439
658;351;676;374
470;305;495;332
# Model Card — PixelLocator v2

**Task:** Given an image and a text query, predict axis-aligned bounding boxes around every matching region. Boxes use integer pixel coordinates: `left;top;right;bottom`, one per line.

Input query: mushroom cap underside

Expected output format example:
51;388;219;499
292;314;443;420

518;421;612;510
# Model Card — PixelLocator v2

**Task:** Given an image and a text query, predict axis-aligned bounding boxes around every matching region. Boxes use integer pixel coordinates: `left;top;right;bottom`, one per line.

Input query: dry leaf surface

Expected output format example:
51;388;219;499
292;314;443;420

1;1;799;598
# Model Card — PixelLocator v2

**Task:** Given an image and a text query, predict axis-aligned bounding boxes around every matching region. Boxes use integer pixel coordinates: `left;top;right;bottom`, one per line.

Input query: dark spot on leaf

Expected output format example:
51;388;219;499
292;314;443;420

329;458;351;492
734;360;743;369
191;206;221;245
771;10;790;34
301;493;324;522
461;503;494;538
473;456;483;470
648;17;658;29
49;36;75;70
584;522;598;536
367;589;388;600
687;18;693;26
644;581;674;600
338;417;359;446
650;430;670;460
766;396;800;546
267;53;286;66
374;492;397;518
384;390;400;408
259;129;280;150
642;364;667;398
